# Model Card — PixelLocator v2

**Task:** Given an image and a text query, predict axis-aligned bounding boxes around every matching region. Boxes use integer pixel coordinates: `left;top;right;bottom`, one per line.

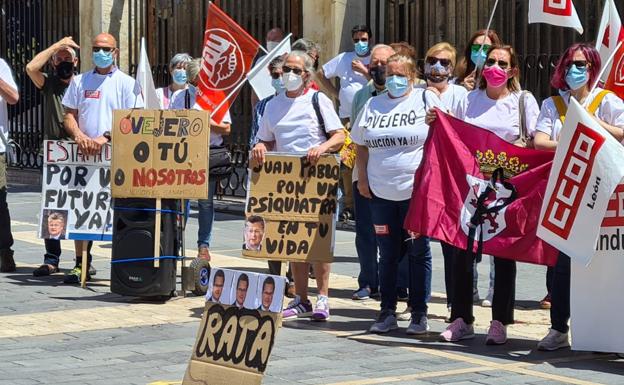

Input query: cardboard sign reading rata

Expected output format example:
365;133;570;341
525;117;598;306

39;140;113;241
111;109;210;199
242;153;339;263
183;303;279;385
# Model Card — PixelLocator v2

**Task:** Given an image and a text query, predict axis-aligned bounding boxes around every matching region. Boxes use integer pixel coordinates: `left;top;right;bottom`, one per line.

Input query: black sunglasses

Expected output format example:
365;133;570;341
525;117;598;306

92;47;114;53
282;65;305;75
426;57;451;67
270;72;281;80
485;58;510;69
568;60;589;68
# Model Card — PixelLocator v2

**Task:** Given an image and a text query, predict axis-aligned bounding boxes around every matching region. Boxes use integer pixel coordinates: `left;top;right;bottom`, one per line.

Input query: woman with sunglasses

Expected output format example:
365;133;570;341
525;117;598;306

533;43;624;351
155;53;192;109
422;42;467;317
352;54;443;335
455;29;502;91
439;45;540;345
251;51;345;321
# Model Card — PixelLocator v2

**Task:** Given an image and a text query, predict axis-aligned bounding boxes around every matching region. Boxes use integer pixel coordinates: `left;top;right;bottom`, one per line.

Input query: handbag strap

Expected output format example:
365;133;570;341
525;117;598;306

518;90;530;142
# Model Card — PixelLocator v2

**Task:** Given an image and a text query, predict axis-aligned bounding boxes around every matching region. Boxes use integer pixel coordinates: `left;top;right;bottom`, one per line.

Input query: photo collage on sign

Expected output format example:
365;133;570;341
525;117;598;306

205;268;285;313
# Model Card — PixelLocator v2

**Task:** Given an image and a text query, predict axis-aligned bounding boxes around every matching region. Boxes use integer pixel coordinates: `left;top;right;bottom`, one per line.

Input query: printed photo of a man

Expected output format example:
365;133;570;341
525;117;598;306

206;269;225;303
232;273;249;309
243;215;265;251
258;276;275;311
42;210;67;240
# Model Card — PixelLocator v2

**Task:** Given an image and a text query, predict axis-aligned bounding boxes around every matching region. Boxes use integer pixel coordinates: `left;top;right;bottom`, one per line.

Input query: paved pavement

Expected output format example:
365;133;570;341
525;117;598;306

1;186;623;385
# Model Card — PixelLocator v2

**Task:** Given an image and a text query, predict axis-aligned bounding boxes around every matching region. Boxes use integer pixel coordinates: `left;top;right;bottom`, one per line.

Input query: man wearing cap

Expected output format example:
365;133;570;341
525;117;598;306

61;32;143;284
26;36;87;278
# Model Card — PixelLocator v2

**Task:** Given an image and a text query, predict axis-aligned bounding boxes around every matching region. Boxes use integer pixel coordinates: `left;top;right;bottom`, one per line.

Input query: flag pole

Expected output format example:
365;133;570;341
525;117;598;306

590;40;623;94
475;0;500;86
212;34;291;116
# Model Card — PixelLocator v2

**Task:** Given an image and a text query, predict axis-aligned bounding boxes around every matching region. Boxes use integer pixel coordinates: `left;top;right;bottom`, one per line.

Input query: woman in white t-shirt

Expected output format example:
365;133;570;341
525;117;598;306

533;43;624;352
439;45;540;345
352;54;442;335
251;51;345;322
155;53;191;109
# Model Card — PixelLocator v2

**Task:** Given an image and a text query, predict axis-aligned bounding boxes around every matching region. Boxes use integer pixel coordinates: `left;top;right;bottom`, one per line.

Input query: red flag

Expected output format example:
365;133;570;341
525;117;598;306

605;41;624;99
196;3;260;123
404;110;559;266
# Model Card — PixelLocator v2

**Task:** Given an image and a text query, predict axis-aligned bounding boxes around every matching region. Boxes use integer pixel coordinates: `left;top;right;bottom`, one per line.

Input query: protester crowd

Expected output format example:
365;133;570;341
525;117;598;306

0;21;622;353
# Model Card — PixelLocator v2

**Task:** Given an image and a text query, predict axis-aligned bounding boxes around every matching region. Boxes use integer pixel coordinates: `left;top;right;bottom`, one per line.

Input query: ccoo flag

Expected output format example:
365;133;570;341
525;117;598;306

404;110;558;266
196;2;260;123
537;98;624;266
528;0;583;34
596;0;623;83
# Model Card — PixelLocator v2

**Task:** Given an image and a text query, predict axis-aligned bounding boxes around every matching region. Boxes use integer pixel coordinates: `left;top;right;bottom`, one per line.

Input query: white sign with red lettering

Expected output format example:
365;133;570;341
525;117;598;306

570;183;624;353
528;0;584;34
537;98;624;265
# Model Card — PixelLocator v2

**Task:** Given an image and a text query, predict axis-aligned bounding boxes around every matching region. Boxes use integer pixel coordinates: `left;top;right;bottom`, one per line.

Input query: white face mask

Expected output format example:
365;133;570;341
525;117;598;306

266;41;280;51
283;72;303;91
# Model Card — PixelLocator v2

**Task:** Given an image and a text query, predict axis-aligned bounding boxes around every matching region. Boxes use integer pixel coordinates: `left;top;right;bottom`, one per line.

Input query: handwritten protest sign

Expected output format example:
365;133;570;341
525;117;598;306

242;153;339;263
111;109;210;199
183;268;283;385
39;140;112;241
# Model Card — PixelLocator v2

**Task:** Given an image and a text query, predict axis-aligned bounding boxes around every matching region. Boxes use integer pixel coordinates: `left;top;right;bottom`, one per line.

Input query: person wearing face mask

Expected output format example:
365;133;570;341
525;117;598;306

438;45;540;345
156;53;192;109
169;59;232;263
319;25;372;222
455;30;502;91
251;51;345;321
349;44;409;304
421;42;468;318
26;37;93;278
291;38;321;90
352;54;443;335
251;27;286;109
61;32;144;284
533;43;624;351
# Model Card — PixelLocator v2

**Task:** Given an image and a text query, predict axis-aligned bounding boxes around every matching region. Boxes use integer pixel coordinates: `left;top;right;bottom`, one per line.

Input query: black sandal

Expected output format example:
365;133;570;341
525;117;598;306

33;264;59;277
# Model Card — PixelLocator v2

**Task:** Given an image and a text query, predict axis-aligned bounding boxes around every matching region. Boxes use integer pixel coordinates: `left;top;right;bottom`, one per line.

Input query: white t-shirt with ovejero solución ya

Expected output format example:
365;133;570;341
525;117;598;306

351;88;442;201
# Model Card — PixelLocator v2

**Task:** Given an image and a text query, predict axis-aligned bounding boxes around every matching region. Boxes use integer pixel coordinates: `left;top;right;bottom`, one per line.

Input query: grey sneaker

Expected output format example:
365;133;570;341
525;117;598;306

537;328;570;351
406;315;430;335
396;306;412;321
370;313;398;334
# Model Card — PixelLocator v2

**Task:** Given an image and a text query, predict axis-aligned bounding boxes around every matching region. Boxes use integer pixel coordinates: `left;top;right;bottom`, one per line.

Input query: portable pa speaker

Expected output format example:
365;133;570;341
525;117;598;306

110;198;179;298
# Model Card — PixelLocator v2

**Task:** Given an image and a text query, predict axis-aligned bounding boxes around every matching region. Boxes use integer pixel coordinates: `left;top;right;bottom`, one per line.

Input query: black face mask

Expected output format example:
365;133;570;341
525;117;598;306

55;61;75;80
369;65;386;86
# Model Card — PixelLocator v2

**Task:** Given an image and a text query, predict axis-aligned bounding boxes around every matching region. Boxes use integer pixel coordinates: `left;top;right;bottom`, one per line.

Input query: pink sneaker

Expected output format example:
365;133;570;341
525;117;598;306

486;320;507;345
439;318;474;342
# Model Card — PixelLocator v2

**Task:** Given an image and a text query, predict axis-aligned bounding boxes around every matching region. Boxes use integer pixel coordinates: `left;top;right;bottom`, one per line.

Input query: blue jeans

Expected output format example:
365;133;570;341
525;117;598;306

353;182;409;292
371;195;431;319
197;179;217;248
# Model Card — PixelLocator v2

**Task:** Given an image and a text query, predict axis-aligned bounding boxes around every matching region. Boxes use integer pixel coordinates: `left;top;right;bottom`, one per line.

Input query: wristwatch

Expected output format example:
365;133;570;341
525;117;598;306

103;131;112;142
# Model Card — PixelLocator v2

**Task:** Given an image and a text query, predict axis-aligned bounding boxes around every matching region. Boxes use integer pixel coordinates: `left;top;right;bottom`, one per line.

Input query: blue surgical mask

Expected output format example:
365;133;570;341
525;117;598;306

354;41;369;56
565;64;589;91
172;69;187;85
271;77;285;93
386;75;409;98
92;49;114;69
470;49;487;69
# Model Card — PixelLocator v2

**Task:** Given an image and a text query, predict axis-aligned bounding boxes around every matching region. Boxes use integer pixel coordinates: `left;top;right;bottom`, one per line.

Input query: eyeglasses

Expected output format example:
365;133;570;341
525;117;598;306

471;44;491;53
568;60;589;68
92;47;113;53
282;65;305;75
485;58;510;69
270;72;282;79
353;37;369;43
426;57;451;67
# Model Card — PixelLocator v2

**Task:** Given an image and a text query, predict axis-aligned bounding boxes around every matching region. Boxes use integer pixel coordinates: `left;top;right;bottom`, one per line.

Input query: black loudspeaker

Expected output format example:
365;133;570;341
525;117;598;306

111;198;179;298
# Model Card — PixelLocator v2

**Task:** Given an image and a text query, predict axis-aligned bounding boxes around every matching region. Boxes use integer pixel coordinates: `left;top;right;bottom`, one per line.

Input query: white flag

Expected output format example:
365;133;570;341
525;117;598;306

136;37;160;109
537;98;624;265
529;0;584;34
248;34;291;101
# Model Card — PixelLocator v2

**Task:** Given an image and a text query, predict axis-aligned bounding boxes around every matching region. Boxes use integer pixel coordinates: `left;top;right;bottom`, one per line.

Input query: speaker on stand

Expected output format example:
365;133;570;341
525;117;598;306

110;198;179;298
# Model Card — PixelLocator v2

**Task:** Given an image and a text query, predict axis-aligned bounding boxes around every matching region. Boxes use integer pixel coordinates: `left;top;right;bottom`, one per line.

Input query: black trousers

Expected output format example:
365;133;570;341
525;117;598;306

550;252;570;333
450;250;516;325
0;187;13;251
